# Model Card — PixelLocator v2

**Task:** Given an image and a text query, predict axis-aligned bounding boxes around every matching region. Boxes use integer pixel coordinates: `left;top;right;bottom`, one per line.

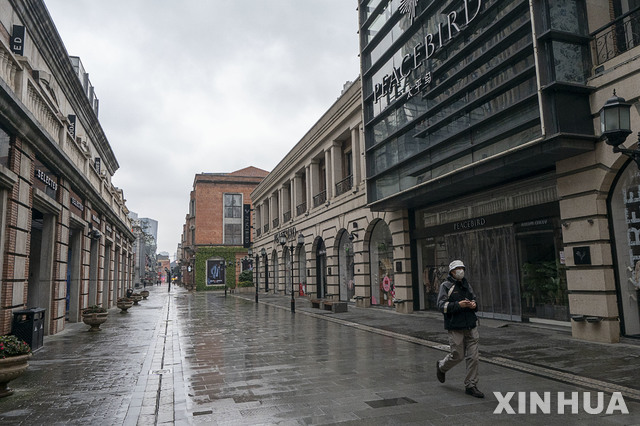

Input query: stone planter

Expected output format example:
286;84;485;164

130;294;143;305
116;298;134;313
82;312;108;331
0;353;32;398
140;290;150;300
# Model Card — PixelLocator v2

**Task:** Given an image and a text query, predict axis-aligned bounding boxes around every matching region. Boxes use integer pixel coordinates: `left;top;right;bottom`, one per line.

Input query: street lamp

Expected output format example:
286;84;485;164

600;90;639;168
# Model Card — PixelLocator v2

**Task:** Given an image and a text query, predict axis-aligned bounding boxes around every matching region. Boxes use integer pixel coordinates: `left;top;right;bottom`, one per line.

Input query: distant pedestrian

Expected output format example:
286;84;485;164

436;260;484;398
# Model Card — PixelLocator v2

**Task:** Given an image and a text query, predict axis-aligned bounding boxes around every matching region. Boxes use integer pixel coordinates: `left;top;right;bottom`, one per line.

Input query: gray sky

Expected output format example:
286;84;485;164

44;1;360;258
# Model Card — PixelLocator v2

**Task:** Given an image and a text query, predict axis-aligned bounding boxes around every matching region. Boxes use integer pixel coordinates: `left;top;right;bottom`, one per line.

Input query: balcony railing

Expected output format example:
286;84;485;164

263;224;269;233
313;190;327;208
256;228;261;237
283;211;291;222
335;175;353;196
591;6;640;66
296;202;307;216
272;218;279;228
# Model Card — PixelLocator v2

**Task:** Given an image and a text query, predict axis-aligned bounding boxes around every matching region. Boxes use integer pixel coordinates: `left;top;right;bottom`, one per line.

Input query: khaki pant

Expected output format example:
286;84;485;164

438;327;479;388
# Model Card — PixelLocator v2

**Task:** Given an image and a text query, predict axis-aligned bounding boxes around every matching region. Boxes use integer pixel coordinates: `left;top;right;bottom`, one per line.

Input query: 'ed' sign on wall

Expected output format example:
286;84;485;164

11;25;25;56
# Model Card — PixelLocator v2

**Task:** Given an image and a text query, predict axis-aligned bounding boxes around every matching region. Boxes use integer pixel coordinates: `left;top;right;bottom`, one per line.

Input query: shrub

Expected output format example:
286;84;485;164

238;270;253;284
0;335;32;358
82;305;107;314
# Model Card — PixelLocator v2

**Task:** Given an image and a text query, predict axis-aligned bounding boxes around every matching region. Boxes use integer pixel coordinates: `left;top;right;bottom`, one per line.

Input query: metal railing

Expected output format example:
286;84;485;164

272;218;279;228
591;6;640;66
296;202;307;216
335;175;353;196
263;224;269;233
283;211;291;222
313;191;327;208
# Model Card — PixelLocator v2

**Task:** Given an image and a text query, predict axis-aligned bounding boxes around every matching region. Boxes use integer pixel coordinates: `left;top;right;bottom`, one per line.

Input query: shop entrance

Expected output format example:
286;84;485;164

516;221;568;322
27;208;55;334
338;231;355;301
444;226;521;321
66;227;82;322
272;251;279;294
610;162;640;336
102;243;112;307
316;239;327;298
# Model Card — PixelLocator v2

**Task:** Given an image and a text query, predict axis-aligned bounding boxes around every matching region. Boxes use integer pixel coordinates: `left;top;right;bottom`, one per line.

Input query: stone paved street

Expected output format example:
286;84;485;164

0;285;639;425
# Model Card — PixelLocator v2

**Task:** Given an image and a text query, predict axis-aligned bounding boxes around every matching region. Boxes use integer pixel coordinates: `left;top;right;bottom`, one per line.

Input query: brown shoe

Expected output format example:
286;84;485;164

436;361;445;383
465;386;484;398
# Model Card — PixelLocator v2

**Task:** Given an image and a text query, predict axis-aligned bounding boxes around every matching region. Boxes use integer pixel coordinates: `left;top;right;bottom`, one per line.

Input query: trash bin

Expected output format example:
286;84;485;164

11;308;45;351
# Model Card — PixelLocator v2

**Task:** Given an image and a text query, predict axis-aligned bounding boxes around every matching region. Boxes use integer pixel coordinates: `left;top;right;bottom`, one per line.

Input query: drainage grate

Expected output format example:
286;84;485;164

149;368;172;375
193;410;213;416
364;397;417;409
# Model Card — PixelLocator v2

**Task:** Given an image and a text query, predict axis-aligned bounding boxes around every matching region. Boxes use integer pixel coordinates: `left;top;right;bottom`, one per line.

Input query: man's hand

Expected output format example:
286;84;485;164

460;299;476;309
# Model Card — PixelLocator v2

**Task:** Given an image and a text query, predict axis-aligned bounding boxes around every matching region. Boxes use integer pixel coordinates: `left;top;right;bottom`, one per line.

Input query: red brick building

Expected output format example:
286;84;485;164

179;167;268;289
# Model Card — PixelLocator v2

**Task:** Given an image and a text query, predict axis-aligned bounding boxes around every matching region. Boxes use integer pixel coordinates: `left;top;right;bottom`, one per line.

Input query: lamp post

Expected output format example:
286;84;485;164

600;90;639;168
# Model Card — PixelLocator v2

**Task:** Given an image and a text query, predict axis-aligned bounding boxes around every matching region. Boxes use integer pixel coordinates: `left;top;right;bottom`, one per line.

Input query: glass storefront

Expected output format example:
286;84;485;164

610;163;640;336
369;220;394;306
297;244;307;296
338;231;355;301
414;210;568;322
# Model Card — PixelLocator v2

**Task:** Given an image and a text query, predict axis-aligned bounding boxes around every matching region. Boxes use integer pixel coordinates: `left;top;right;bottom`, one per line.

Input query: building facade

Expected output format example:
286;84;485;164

130;213;157;287
251;79;417;312
358;0;640;342
179;167;268;290
0;0;135;336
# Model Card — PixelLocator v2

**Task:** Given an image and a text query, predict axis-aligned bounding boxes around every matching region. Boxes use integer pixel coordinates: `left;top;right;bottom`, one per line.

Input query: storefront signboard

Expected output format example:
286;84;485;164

373;0;482;105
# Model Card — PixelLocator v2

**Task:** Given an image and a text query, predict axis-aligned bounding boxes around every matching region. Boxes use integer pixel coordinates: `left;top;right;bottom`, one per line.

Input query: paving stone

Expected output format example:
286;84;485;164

1;287;639;424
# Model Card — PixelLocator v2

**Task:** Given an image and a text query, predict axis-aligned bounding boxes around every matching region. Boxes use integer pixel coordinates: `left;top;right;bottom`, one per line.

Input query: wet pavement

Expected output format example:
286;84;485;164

0;285;639;425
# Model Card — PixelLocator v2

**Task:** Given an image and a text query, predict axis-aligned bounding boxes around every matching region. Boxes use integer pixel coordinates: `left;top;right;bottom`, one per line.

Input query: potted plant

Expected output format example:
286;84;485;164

130;293;143;305
81;305;108;331
116;297;134;313
0;334;32;397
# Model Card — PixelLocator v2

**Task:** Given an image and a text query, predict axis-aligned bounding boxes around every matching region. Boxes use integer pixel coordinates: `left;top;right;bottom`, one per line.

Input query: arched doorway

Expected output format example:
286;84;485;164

338;230;355;301
369;220;394;307
263;253;269;293
297;244;307;296
272;250;279;294
316;239;327;298
283;248;291;295
609;159;640;336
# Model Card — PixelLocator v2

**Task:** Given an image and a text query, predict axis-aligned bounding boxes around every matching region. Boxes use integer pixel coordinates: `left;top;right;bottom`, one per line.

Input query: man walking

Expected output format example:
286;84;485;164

436;260;484;398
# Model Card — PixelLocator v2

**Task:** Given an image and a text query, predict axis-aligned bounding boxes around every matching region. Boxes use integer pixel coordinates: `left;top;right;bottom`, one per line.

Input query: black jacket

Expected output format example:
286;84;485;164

437;276;478;330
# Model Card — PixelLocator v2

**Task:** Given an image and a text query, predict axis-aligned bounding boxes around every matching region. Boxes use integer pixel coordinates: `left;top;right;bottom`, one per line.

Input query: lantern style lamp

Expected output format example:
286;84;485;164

600;91;640;168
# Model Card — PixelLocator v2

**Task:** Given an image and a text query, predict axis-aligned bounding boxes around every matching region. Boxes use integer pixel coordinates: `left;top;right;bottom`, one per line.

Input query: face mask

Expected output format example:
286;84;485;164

452;269;465;281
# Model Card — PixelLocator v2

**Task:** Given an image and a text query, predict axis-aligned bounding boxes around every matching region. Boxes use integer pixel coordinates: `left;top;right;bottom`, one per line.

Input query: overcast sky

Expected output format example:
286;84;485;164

44;1;360;259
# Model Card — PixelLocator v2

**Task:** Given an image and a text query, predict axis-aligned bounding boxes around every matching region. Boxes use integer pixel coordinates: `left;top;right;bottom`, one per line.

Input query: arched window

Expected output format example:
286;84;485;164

369;221;393;306
610;161;640;336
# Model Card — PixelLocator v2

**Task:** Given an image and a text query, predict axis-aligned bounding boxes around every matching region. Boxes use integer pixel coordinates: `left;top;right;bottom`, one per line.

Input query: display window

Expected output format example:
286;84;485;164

610;163;640;336
369;220;394;306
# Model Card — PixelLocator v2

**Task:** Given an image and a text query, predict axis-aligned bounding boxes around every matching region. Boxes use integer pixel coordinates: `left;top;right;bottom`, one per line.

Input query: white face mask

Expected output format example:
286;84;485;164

452;269;465;281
